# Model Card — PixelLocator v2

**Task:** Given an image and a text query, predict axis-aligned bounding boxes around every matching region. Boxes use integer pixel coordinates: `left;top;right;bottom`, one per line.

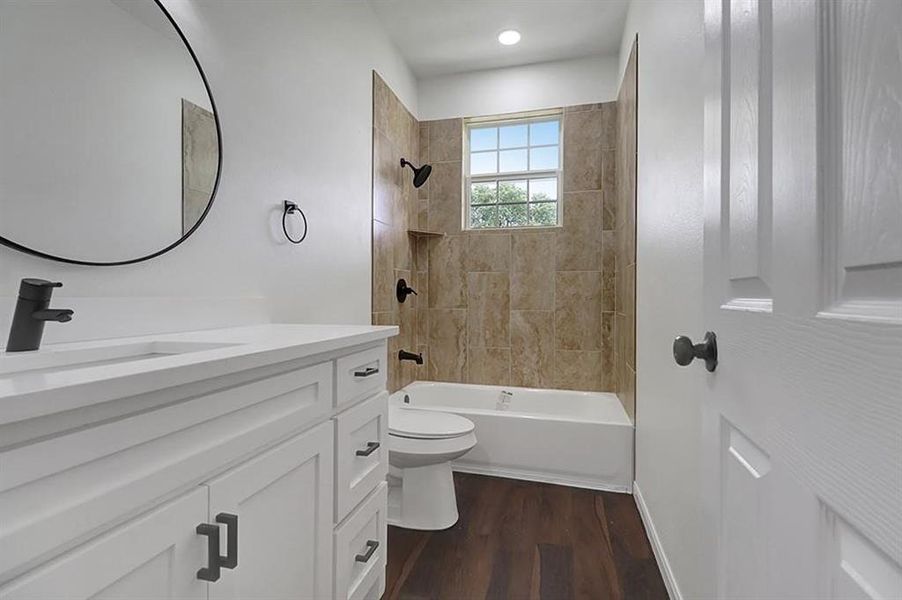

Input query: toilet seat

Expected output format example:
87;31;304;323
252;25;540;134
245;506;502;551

389;406;475;440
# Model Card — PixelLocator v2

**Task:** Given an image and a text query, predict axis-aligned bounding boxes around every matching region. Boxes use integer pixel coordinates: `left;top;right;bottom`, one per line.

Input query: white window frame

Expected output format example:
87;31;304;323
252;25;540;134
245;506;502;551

463;110;564;230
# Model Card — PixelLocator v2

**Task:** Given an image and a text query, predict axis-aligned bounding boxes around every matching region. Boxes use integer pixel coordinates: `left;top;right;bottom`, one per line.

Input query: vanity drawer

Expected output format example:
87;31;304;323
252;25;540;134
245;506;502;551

335;346;387;409
334;392;388;522
333;482;387;600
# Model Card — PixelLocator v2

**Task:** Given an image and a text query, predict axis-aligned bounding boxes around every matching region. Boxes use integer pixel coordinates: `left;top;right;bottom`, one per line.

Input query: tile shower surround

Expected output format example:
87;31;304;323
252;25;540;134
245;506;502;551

371;72;420;393
372;70;636;421
614;39;638;420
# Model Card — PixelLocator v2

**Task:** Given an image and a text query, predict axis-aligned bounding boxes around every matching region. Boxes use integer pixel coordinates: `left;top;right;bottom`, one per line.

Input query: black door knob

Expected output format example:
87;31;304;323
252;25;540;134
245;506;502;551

673;331;718;372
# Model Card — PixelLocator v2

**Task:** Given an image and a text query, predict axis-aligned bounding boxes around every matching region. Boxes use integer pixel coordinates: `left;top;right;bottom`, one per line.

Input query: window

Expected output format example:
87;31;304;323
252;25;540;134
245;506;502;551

465;112;562;229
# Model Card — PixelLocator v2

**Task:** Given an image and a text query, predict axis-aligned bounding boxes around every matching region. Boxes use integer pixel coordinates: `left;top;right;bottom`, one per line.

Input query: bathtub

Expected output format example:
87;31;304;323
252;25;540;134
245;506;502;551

392;381;634;493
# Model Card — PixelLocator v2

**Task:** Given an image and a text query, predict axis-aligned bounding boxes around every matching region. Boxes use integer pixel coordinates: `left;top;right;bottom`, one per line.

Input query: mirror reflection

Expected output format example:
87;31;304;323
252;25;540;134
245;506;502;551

0;0;220;264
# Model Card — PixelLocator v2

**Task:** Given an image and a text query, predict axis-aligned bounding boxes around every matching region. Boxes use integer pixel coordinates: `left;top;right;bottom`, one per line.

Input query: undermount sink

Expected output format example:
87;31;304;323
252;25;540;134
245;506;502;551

0;340;239;378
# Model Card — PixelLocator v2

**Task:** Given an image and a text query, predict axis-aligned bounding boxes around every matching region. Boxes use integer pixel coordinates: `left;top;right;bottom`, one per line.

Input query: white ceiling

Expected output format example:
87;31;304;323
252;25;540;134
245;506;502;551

368;0;630;78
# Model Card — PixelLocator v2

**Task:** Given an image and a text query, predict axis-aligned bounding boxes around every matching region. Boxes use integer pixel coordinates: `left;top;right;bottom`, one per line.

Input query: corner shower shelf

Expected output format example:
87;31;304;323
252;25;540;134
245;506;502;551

407;229;445;238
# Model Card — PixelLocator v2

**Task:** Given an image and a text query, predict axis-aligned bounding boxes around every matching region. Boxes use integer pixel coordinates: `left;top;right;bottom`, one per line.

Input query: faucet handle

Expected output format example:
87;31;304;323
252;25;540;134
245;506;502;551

19;278;63;301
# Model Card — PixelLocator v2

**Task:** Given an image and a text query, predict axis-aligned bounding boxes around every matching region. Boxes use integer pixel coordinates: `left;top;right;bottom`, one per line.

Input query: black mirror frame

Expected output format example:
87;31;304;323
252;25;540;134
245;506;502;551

0;0;223;267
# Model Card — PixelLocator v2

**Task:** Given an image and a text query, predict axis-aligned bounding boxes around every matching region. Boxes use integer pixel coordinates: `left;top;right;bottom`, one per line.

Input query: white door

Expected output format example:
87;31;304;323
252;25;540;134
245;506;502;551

702;0;902;597
0;488;208;600
206;422;334;600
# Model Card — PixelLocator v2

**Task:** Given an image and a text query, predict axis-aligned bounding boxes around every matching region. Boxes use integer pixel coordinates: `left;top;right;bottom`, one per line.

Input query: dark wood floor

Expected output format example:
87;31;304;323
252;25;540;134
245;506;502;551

385;473;668;600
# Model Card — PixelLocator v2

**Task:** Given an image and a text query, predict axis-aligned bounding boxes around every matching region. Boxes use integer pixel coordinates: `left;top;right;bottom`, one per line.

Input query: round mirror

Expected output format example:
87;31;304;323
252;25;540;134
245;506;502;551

0;0;221;265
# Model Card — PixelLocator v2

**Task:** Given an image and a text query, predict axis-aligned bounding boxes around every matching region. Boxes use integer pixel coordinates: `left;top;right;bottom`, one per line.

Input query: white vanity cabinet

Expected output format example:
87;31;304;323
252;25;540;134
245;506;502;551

0;488;210;600
0;325;396;600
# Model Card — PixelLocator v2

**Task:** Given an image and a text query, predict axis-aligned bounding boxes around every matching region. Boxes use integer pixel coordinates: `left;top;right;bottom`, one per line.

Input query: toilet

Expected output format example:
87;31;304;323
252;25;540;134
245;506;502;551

387;404;476;530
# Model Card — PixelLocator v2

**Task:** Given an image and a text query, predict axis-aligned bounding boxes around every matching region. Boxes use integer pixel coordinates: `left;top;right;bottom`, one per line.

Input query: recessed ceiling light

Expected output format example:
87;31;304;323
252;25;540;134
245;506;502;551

497;30;521;46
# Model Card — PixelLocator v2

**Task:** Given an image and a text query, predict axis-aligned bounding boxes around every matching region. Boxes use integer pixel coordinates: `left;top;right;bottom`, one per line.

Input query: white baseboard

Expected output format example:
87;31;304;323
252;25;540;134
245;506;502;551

633;480;682;600
451;462;632;494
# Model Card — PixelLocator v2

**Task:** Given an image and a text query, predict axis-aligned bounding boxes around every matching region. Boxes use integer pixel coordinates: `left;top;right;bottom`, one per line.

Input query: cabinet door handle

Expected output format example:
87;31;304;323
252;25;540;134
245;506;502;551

216;513;238;569
354;366;379;378
355;540;380;563
356;441;380;457
196;523;221;582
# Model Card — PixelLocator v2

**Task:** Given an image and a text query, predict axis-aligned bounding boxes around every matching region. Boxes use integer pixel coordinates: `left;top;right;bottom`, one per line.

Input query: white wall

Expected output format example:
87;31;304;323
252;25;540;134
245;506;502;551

417;54;619;120
621;1;714;598
0;0;417;345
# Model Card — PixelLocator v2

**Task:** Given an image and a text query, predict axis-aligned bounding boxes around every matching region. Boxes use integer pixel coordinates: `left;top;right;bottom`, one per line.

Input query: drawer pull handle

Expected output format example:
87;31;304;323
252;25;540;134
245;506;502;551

216;513;238;569
356;441;380;457
354;366;380;378
196;523;221;582
355;540;380;563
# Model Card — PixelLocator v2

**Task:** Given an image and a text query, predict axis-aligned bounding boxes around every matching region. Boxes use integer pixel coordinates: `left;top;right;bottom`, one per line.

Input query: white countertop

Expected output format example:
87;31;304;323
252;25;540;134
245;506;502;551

0;323;398;425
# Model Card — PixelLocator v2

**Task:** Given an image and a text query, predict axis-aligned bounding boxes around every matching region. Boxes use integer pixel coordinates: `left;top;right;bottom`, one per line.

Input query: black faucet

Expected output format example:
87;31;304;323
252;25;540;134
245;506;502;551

398;349;423;365
5;279;74;352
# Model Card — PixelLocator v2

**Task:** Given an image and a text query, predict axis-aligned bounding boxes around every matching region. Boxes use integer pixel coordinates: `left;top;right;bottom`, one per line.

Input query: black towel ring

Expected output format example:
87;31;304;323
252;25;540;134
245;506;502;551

282;201;308;244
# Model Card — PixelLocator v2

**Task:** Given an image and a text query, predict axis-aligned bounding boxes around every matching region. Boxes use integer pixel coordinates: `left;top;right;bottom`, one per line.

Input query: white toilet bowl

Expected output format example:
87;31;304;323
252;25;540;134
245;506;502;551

387;405;476;530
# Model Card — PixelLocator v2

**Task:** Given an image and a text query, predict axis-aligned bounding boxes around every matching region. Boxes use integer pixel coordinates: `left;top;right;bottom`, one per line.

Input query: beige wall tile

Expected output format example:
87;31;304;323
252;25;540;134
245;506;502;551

602;231;616;312
428;308;467;382
428;235;467;308
612;40;638;417
415;236;429;271
615;313;627;361
418;123;430;199
404;176;418;236
417;200;429;231
372;220;394;313
428;118;463;162
602;149;616;230
554;271;602;350
467;347;511;385
625;198;636;266
624;312;635;371
563;108;603;192
600;312;614;391
557;191;603;271
372;73;391;137
398;105;416;158
373;310;400;392
564;103;606;113
624;263;635;317
511;232;555;310
416;270;429;344
467;233;511;272
372;129;400;225
427;161;462;234
510;310;554;388
620;364;636;421
614;248;625;314
418;122;430;162
467;272;510;348
601;102;618;150
392;223;414;271
610;352;621;393
553;350;604;391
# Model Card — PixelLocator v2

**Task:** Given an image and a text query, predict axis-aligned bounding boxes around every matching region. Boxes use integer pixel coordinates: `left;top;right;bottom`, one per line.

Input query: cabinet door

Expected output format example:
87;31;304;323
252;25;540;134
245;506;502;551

206;422;334;600
0;488;208;600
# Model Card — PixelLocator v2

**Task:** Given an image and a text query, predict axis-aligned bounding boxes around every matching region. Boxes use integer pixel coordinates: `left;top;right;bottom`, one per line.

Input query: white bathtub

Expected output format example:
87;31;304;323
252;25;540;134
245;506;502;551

392;381;634;493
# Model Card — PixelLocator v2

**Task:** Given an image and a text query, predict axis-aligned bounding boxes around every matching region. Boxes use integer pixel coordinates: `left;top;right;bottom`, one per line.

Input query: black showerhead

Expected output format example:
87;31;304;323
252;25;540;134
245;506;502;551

400;158;432;188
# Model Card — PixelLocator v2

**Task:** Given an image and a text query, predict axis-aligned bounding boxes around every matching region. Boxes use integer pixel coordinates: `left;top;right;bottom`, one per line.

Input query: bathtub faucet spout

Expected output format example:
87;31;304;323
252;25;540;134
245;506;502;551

398;350;424;365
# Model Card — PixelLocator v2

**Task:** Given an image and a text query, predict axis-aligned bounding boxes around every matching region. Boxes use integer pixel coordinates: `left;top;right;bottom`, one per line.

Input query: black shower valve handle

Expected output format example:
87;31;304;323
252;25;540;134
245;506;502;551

396;278;418;303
